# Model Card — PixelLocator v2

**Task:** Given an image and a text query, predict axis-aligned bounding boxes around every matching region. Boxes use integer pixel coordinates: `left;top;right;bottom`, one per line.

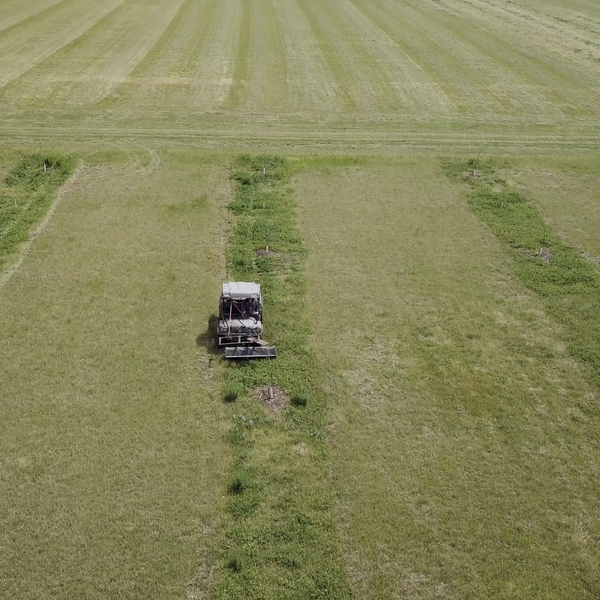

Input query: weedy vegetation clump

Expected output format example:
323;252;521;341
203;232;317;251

223;382;243;403
0;154;74;270
291;392;308;407
228;473;250;495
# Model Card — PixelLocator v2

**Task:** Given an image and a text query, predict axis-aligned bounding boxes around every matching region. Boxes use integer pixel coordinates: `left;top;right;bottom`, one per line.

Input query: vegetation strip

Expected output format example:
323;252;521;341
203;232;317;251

0;154;75;272
211;155;351;599
444;159;600;411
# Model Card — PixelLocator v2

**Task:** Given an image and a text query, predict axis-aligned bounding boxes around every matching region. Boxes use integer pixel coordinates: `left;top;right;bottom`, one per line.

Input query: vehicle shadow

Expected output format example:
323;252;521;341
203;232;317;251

196;314;221;356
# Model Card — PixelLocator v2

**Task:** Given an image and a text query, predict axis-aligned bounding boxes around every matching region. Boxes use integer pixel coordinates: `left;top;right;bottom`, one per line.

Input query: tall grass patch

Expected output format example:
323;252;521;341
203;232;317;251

0;154;75;270
212;155;350;599
444;159;600;408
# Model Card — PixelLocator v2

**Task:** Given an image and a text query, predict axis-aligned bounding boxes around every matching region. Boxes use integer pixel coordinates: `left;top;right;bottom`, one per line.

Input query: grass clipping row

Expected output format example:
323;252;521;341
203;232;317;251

211;156;351;600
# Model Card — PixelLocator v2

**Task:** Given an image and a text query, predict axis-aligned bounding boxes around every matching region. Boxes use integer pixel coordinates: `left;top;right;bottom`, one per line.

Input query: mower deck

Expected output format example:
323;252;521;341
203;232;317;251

225;346;277;360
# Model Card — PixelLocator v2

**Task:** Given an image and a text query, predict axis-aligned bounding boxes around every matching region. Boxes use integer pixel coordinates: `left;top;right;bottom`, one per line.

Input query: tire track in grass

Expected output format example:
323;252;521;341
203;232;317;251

324;0;446;115
185;0;242;111
451;0;600;74
370;0;582;118
0;0;66;33
103;0;240;114
0;0;127;90
416;2;569;117
225;0;289;113
1;120;599;152
125;0;203;75
423;0;599;117
225;0;252;110
301;0;401;114
342;0;452;116
0;0;187;109
269;0;339;115
210;155;351;600
294;0;357;112
350;0;508;117
257;0;291;112
101;0;217;110
0;0;69;36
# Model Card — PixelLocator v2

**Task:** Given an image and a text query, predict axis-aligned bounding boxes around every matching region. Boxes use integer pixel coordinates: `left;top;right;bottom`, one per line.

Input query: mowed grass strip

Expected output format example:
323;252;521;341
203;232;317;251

296;158;600;598
3;0;600;135
0;153;75;271
211;155;350;600
444;158;600;406
0;153;230;599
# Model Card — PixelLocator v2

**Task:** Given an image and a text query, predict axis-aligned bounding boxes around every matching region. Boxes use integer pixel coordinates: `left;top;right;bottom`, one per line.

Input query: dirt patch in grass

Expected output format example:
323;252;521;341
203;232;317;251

256;247;276;257
254;385;289;411
524;247;553;263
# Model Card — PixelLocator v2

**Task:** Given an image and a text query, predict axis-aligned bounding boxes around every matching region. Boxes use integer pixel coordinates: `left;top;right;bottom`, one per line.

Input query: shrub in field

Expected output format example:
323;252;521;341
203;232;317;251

279;553;303;569
291;392;308;407
223;383;244;403
227;553;243;572
228;473;250;494
5;154;72;189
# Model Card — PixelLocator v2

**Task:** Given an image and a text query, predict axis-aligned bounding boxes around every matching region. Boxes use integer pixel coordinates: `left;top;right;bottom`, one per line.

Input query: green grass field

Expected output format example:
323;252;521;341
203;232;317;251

1;0;600;598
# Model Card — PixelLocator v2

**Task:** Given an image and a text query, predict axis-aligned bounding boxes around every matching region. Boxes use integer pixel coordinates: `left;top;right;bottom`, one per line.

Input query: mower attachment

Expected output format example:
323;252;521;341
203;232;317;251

225;346;277;360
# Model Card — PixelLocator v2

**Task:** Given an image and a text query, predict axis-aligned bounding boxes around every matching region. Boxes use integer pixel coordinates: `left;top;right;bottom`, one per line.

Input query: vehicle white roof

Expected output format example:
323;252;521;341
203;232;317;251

222;281;261;299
